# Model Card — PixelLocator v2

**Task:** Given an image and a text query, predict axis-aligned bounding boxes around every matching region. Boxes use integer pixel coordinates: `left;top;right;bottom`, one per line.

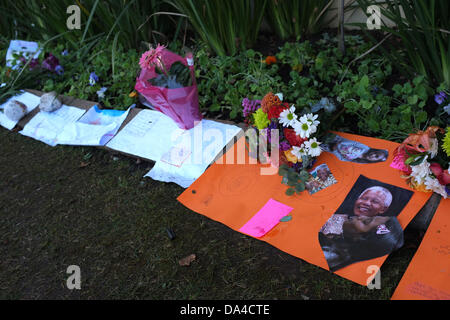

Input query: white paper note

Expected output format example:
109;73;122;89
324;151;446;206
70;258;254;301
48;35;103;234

6;40;41;69
145;120;242;188
56;105;131;146
19;105;86;146
106;109;185;161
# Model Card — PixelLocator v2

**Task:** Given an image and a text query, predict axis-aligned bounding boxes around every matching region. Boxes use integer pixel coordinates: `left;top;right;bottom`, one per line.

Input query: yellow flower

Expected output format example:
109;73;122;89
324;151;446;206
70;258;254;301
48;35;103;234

129;91;137;98
284;149;300;164
253;108;270;130
442;127;450;157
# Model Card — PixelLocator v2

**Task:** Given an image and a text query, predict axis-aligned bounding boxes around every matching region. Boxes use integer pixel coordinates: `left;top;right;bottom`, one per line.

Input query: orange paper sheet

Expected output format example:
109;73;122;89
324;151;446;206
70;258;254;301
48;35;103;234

177;132;431;285
391;199;450;300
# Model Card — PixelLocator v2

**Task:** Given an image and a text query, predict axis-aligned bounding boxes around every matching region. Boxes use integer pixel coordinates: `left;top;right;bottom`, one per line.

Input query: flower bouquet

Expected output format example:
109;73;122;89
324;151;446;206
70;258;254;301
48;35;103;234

242;92;324;196
135;44;202;130
390;126;450;199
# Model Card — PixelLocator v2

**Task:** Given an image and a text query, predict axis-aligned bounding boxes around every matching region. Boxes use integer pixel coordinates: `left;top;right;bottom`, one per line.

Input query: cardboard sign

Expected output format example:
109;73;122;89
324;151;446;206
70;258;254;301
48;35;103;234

391;199;450;300
177;132;431;285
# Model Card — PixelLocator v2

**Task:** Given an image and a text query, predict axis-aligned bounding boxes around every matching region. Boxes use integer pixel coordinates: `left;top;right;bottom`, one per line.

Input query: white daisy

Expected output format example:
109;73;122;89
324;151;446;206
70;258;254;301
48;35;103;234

279;106;298;127
291;145;307;159
424;176;448;199
293;116;317;138
305;113;320;127
410;156;431;185
303;138;322;157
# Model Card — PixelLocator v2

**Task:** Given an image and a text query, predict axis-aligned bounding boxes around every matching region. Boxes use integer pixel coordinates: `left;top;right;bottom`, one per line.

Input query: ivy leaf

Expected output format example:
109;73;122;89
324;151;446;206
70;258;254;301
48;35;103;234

295;182;305;193
285;188;295;196
299;170;310;181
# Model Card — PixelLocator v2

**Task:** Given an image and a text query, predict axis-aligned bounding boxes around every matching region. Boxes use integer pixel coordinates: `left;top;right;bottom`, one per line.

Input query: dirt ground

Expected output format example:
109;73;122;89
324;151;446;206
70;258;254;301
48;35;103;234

0;127;424;300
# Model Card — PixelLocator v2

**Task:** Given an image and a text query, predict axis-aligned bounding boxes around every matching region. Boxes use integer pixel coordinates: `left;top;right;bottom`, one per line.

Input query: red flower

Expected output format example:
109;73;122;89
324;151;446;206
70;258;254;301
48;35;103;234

267;103;288;120
265;56;277;65
283;128;307;147
439;170;450;185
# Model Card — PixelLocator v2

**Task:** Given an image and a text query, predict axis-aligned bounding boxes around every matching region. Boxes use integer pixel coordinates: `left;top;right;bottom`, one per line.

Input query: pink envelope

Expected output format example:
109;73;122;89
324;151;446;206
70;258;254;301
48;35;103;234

239;199;293;238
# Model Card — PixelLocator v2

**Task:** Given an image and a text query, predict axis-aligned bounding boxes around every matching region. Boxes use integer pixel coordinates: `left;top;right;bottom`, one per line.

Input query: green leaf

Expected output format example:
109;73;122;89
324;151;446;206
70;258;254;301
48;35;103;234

295;182;305;193
299;170;310;181
407;95;418;105
405;154;423;165
280;215;292;222
209;104;221;112
416;111;427;124
285;188;295;196
369;120;379;132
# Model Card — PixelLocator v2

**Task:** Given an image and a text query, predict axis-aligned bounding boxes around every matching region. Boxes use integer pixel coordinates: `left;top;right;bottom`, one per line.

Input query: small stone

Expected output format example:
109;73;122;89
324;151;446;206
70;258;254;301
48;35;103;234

4;100;27;121
39;91;62;112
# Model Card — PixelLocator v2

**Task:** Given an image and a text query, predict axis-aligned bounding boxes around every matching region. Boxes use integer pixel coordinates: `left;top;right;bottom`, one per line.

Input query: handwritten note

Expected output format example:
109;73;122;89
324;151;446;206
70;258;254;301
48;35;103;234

239;199;293;238
406;281;450;300
106;109;183;161
19;105;86;146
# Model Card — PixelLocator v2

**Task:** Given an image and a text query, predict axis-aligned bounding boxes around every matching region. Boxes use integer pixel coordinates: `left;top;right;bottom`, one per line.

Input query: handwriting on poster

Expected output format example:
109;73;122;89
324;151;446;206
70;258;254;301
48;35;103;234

407;281;450;300
432;244;450;256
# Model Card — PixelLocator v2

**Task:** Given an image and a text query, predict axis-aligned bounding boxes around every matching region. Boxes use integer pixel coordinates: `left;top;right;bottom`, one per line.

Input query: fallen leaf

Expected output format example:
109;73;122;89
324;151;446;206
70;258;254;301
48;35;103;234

280;215;292;222
79;162;90;168
179;254;196;266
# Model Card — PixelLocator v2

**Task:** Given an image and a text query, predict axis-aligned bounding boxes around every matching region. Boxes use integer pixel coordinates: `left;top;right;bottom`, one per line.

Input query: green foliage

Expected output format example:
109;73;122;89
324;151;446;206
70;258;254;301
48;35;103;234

39;41;140;109
265;0;332;40
357;0;450;87
169;0;267;56
195;46;282;119
0;0;183;49
279;164;309;196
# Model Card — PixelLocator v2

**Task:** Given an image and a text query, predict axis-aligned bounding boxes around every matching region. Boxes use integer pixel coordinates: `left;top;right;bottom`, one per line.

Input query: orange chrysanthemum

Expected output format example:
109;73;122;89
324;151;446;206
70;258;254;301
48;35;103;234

261;92;281;113
265;56;277;65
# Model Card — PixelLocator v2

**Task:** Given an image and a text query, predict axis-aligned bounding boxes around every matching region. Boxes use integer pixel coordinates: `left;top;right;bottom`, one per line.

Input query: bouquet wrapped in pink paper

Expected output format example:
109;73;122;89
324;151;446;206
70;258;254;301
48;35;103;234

135;44;202;130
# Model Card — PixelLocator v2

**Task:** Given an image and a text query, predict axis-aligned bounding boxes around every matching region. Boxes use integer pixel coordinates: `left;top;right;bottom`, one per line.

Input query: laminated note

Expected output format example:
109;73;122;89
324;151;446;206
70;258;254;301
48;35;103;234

239;199;293;238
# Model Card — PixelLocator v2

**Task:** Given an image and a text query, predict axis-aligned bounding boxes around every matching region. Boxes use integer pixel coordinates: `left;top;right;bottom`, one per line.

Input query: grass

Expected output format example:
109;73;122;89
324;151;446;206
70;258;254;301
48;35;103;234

0;127;423;300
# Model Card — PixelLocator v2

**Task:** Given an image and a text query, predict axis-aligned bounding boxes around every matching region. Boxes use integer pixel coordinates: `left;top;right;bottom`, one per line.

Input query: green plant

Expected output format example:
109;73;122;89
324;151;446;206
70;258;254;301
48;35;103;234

33;39;139;110
0;0;184;50
195;46;282;119
356;0;450;87
341;75;431;141
169;0;267;56
265;0;333;40
278;164;310;196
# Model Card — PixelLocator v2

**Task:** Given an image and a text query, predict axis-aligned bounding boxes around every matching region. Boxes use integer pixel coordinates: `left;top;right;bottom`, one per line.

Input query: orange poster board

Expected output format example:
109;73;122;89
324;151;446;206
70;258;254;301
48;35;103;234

177;132;431;285
391;199;450;300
